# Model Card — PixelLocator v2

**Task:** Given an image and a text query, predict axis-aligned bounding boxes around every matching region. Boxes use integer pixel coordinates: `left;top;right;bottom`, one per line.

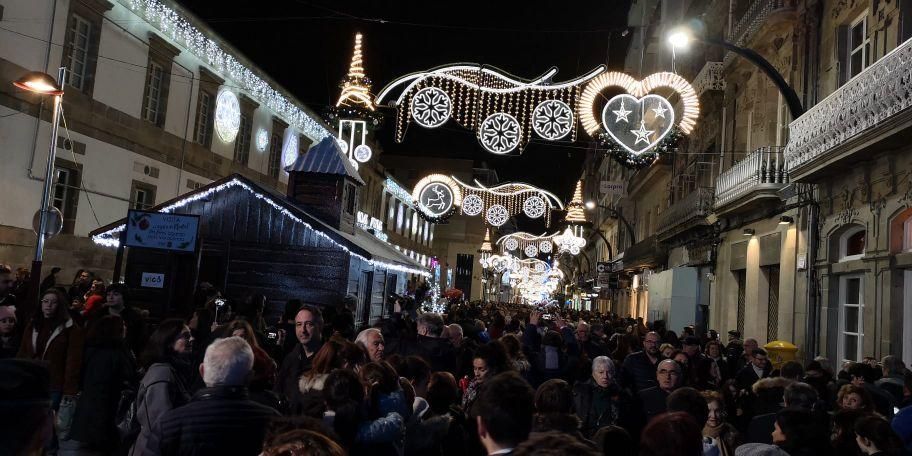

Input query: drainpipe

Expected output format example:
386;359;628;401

804;201;819;363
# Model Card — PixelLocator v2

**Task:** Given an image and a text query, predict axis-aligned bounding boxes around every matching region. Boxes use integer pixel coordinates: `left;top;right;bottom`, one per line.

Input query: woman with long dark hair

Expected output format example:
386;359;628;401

296;335;364;416
130;319;194;455
66;314;136;454
461;341;510;411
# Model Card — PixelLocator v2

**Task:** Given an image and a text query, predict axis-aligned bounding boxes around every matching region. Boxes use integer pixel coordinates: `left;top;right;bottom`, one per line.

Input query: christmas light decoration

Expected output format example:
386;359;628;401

353;144;372;163
256;129;269;151
504;238;519;251
282;131;299;168
411;174;563;226
376;63;605;153
121;0;330;143
91;177;429;277
602;94;674;155
411;174;463;222
565;180;587;224
384;178;413;205
554;226;587;254
215;90;240;143
497;231;560;256
335;33;375;112
524;244;539;257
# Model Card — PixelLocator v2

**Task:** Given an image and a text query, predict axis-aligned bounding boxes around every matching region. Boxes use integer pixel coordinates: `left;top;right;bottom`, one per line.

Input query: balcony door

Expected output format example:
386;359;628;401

838;274;864;362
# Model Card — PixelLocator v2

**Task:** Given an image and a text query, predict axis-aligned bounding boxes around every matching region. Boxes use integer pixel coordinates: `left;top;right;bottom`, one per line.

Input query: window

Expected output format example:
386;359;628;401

344;183;357;215
130;181;157;210
65;14;92;91
234;113;252;165
195;91;213;146
142;62;165;124
268;132;282;178
838;274;864;362
849;14;870;79
387;196;396;225
839;226;866;261
52;159;81;234
396;203;404;233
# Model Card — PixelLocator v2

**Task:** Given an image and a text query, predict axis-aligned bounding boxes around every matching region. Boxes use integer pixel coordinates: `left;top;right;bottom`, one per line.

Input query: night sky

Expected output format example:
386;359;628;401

180;0;632;204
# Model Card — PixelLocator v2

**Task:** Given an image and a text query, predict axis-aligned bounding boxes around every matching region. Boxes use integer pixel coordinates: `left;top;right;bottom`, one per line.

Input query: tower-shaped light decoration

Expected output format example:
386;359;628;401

326;33;382;167
479;228;494;269
557;180;587;255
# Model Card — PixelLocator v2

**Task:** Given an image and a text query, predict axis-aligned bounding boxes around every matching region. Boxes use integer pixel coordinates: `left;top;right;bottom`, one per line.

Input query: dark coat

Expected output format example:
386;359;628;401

17;318;85;395
573;378;631;437
146;385;280;456
68;344;136;448
620;350;660;393
274;342;318;413
397;334;458;375
735;363;771;391
637;386;671;424
747;412;776;444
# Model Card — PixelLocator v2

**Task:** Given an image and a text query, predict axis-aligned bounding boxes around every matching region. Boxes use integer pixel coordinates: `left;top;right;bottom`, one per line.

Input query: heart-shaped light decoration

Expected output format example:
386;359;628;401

578;71;699;138
601;94;674;155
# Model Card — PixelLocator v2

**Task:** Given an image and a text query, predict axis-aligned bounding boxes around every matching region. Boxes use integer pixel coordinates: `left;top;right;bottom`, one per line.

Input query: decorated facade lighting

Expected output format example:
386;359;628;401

376;63;606;154
411;174;563;226
122;0;330;143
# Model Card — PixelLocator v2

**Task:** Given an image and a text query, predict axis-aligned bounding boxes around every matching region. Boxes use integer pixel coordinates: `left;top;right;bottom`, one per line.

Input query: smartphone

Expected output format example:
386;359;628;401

265;326;279;343
214;298;227;323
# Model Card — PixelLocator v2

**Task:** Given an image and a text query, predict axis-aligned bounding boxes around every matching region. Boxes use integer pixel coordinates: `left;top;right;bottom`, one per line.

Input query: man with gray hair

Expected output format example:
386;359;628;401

146;337;280;456
637;359;683;424
876;355;907;404
573;355;630;437
355;327;385;362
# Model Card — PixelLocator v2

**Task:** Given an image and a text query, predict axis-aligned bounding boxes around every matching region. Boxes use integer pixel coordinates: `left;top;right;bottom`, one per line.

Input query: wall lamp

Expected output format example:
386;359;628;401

743;228;755;236
779;216;794;225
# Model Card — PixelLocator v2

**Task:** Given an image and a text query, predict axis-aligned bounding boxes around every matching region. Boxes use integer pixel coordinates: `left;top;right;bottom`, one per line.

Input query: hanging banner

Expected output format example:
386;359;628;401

124;210;199;253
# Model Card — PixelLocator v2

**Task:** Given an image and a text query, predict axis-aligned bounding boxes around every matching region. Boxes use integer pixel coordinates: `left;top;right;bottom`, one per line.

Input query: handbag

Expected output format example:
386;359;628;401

56;394;79;440
115;384;140;442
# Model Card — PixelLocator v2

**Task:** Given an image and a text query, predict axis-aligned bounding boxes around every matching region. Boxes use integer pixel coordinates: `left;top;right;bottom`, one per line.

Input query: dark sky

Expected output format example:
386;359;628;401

180;0;632;203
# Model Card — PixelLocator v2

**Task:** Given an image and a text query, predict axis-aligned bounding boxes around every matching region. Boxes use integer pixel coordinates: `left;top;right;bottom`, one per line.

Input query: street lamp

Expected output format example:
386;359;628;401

584;200;636;246
667;24;804;118
13;68;66;303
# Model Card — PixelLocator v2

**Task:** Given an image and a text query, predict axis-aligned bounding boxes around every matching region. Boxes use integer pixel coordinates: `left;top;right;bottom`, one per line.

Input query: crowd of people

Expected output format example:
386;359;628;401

3;263;912;456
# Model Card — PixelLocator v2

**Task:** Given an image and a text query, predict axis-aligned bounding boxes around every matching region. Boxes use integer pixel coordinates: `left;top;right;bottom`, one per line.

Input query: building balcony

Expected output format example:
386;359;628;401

724;0;797;66
657;187;714;242
692;62;726;97
714;146;788;215
785;36;912;181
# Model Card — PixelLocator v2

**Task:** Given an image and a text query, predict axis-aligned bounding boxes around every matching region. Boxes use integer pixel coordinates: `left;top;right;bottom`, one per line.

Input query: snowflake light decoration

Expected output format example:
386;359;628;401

479;113;521;154
282;132;299;168
462;194;484;216
215;90;241;143
524;244;539;257
533;262;546;273
486;204;509;226
539;240;553;253
532;100;573;140
353;144;372;163
504;238;519;251
411;87;452;128
256;129;269;151
523;196;547;219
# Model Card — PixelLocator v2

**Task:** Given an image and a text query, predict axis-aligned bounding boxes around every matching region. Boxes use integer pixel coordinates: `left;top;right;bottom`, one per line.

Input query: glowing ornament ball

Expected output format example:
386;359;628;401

215;90;241;143
256;129;269;151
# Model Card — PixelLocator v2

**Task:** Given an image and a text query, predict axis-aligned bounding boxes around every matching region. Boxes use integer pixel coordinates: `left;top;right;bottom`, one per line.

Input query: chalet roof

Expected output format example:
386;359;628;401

88;174;424;275
285;136;365;185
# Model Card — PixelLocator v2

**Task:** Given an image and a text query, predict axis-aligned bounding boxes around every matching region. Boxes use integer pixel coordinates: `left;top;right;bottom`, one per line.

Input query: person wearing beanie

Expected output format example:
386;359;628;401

0;305;19;359
892;405;912;453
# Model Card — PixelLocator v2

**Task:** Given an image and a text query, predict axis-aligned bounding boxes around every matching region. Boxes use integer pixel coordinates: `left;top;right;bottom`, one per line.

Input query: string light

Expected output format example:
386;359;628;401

123;0;331;143
377;63;605;152
335;33;375;111
565;180;586;224
384;178;414;205
91;177;429;277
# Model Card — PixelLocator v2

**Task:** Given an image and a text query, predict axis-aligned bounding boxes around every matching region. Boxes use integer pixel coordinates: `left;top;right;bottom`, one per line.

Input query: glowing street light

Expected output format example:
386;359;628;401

13;71;64;96
667;27;694;49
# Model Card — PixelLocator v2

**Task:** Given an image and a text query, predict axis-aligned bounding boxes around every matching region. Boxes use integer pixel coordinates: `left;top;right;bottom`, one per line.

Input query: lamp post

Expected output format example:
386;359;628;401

667;26;804;118
13;68;66;304
584;201;636;246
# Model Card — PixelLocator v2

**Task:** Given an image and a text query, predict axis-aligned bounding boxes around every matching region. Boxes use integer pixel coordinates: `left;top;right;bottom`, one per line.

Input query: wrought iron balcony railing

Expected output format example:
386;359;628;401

657;187;714;240
785;36;912;179
724;0;797;66
715;146;788;211
692;62;726;96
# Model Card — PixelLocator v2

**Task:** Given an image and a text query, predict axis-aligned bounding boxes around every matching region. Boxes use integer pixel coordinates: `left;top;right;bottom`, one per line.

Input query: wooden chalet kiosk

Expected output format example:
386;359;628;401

89;137;427;325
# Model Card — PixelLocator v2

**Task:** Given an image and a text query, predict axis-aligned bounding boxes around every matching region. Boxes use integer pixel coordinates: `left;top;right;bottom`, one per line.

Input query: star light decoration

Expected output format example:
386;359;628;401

123;0;330;143
91;177;429;277
412;174;564;226
578;71;699;169
376;63;606;154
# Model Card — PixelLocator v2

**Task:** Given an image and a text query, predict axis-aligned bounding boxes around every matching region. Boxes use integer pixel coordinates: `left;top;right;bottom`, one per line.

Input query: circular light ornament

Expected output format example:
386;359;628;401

411;87;452;128
524;244;539;257
215;90;241;143
337;138;350;154
504;238;519;251
462;194;484;216
486;204;509;226
255;129;269;151
539;240;553;253
534;262;546;273
282;132;299;168
353;144;372;163
532;99;573;140
523;195;546;219
570;245;581;255
412;174;462;221
479;112;521;154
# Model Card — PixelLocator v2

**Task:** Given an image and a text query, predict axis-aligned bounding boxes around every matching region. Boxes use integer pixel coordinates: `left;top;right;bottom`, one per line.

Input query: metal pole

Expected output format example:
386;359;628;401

28;67;65;303
804;203;819;363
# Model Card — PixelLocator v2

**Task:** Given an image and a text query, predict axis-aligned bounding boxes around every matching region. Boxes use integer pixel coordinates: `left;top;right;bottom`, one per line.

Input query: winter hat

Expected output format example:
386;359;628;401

0;305;16;322
734;443;790;456
892;405;912;450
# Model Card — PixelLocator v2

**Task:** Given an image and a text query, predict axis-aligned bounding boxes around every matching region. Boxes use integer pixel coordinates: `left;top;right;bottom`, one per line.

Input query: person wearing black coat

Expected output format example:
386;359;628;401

275;305;323;410
388;312;457;375
66;314;137;454
735;348;772;392
145;337;280;456
635;359;683;426
573;356;631;437
619;331;662;394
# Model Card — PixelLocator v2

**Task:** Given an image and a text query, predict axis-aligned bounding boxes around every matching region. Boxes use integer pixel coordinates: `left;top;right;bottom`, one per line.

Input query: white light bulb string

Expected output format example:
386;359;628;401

92;178;429;277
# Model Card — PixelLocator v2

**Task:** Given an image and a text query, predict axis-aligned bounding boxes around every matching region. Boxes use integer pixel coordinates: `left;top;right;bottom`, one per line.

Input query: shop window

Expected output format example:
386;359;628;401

839;226;866;261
